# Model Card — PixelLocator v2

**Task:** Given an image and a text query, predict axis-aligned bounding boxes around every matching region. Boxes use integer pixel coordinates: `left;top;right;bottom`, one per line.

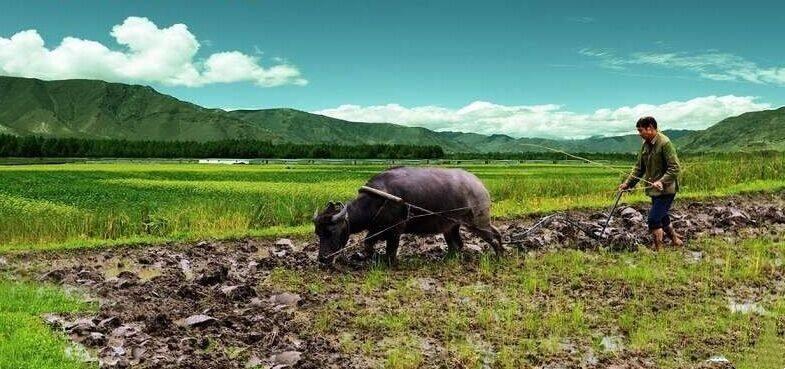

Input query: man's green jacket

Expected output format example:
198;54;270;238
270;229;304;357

624;131;682;197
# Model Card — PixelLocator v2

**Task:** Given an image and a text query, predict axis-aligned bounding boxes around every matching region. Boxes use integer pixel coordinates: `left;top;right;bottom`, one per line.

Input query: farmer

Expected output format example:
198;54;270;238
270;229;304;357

618;116;683;250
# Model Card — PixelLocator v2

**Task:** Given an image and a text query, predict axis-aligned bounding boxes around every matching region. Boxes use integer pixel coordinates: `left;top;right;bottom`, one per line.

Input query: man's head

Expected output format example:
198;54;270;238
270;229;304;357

636;116;658;141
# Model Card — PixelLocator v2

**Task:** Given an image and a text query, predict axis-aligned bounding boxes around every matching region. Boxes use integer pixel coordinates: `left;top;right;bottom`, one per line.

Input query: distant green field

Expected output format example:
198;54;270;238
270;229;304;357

1;154;785;252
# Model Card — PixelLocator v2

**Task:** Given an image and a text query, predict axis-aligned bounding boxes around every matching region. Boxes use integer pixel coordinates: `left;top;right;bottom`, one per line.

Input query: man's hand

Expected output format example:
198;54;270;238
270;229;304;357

651;181;664;191
618;183;629;191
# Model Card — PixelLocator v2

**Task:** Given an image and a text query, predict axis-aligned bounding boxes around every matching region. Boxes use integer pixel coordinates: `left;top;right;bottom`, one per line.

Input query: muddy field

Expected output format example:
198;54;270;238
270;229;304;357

7;192;785;369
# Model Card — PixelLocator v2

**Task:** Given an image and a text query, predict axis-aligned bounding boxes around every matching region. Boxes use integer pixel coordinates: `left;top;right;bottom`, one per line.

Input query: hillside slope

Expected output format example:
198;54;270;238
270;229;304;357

225;109;472;151
0;76;280;142
677;107;785;151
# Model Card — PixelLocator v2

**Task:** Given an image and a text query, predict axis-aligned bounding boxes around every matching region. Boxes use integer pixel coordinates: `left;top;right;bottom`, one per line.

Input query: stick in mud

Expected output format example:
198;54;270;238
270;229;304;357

600;190;624;240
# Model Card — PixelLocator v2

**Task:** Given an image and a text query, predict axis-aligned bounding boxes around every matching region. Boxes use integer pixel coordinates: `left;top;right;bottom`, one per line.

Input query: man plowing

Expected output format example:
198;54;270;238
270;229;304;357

618;116;683;250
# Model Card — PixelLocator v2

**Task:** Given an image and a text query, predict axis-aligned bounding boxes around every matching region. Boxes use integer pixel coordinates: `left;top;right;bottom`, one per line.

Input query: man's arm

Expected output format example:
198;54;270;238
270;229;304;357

658;141;681;185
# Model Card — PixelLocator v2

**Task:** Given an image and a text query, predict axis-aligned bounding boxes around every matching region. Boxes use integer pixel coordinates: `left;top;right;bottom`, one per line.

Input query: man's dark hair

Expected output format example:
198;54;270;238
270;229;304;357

636;116;658;129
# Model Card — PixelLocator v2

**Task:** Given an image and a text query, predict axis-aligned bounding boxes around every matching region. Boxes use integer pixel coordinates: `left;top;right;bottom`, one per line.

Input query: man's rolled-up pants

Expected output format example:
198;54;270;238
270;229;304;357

648;194;675;231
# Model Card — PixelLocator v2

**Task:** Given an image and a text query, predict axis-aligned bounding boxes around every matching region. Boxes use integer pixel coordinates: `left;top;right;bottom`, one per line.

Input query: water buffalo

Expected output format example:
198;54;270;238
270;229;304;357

314;166;503;264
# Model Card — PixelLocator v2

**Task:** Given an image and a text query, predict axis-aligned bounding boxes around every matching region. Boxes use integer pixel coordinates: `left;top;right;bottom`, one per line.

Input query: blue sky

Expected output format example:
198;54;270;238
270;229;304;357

1;1;783;138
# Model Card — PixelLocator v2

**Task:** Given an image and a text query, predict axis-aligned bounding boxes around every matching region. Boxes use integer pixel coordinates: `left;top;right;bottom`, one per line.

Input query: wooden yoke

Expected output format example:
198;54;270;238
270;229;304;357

359;186;404;203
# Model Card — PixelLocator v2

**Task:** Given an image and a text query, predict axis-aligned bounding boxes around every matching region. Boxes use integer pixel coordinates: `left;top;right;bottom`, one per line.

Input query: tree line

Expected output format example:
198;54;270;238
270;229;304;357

0;134;445;159
5;134;765;161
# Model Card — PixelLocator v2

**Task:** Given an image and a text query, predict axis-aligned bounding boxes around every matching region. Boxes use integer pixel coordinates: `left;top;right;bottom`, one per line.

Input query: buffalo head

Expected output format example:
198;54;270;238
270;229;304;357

313;201;350;264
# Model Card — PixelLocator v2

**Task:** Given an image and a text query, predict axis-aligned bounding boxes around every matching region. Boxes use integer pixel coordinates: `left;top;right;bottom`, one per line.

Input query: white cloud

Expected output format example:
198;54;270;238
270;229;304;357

581;48;785;85
313;96;771;139
0;16;307;87
566;16;596;24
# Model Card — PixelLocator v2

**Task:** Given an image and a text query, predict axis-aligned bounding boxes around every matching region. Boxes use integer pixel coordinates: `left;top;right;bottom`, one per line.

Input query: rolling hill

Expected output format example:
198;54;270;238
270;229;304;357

225;109;472;151
0;76;280;142
677;107;785;152
2;75;780;153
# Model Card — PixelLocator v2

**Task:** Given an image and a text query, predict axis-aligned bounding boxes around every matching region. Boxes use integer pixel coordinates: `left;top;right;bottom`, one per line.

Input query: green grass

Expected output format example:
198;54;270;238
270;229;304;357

2;154;785;252
734;318;785;369
280;236;785;368
0;281;95;369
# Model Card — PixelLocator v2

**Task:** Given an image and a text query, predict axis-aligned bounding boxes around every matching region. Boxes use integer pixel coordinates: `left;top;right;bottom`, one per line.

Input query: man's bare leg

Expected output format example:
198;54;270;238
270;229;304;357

651;228;664;251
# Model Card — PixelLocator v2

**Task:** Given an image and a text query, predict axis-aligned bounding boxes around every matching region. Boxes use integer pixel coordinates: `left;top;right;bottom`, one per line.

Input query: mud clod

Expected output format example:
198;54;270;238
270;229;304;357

269;351;302;367
145;313;172;333
65;318;97;335
39;268;67;283
269;293;301;309
697;356;735;369
195;263;229;286
619;206;644;224
84;332;107;346
221;285;257;301
177;314;217;328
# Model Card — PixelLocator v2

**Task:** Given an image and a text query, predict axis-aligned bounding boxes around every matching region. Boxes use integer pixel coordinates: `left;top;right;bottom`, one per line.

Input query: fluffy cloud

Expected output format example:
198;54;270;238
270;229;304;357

566;16;596;24
581;48;785;85
314;96;771;139
0;17;306;87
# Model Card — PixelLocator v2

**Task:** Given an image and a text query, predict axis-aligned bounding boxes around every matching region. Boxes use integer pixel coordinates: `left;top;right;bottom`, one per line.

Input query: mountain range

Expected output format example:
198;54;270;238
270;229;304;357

0;75;782;153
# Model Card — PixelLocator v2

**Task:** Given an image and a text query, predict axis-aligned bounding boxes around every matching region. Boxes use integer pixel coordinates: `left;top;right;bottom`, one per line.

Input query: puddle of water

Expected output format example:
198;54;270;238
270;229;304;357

65;342;97;363
707;355;731;364
102;259;163;282
582;351;599;366
179;259;194;281
686;251;703;263
600;335;624;353
136;268;163;281
728;300;766;315
255;247;271;259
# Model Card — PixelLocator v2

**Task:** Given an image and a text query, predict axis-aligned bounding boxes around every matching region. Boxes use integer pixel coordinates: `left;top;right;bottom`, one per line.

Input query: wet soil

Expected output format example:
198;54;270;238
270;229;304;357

6;192;785;369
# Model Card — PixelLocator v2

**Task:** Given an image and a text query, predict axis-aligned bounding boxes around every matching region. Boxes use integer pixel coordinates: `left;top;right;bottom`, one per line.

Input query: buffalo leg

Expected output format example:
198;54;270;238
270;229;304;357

468;226;504;257
363;238;378;260
364;227;387;261
444;225;464;259
491;225;503;250
384;232;401;266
